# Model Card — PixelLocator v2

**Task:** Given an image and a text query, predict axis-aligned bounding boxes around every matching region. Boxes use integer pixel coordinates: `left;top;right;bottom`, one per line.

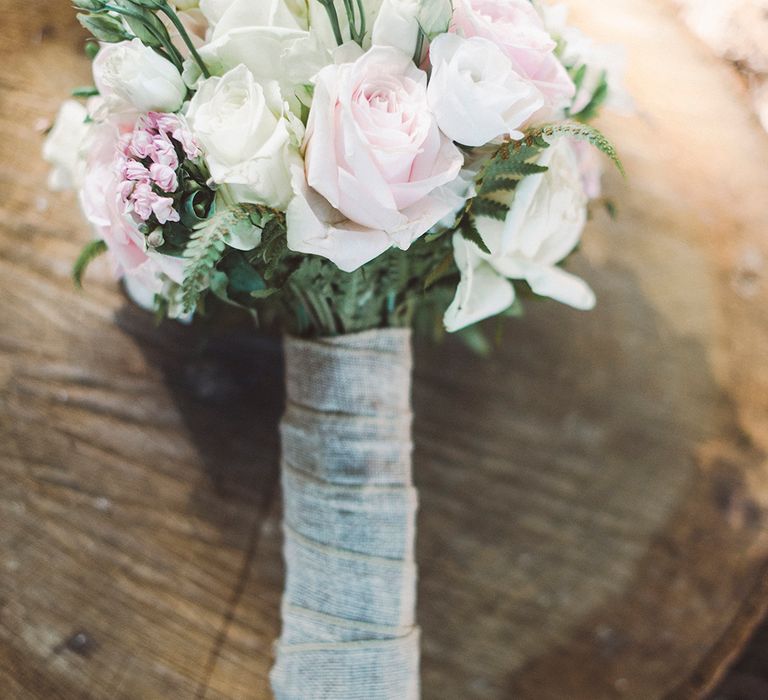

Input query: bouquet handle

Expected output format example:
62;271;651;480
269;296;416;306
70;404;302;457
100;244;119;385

270;329;420;700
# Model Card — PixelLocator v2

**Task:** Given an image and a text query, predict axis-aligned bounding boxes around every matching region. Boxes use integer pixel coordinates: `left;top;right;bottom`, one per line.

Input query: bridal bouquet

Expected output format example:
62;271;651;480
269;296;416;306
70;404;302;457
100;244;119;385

45;0;625;697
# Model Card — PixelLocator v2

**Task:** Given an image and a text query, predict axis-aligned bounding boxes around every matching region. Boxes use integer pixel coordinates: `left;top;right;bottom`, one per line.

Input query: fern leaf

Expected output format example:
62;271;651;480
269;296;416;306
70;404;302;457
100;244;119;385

181;205;260;313
459;215;491;254
472;197;509;221
480;177;523;195
529;122;625;177
73;239;107;288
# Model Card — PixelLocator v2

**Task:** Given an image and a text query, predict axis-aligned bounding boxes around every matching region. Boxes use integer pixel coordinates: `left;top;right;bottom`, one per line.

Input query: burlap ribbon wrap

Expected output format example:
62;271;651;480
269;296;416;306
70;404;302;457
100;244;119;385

270;329;419;700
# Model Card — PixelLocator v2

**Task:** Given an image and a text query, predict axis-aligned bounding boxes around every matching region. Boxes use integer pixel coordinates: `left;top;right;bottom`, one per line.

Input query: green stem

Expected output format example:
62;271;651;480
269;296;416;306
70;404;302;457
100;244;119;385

318;0;344;46
157;3;210;78
413;28;425;65
354;0;365;42
103;4;184;71
341;0;358;43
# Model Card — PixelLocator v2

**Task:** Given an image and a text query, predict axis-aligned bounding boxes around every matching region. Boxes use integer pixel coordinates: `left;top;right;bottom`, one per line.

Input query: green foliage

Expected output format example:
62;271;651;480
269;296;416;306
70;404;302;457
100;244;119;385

71;86;99;98
459;214;491;254
572;72;609;122
74;0;209;77
180;204;268;313
76;12;130;43
471;198;509;221
528;122;625;177
72;239;108;288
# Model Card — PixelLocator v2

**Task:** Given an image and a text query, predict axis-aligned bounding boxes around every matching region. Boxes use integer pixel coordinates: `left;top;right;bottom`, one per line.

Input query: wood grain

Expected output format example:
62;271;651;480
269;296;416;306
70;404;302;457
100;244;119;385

2;0;768;698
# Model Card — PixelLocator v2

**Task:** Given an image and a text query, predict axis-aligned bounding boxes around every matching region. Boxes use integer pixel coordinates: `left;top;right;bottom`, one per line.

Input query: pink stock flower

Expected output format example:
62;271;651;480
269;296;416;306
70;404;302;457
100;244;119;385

79;121;185;295
451;0;575;119
114;112;197;225
150;162;179;192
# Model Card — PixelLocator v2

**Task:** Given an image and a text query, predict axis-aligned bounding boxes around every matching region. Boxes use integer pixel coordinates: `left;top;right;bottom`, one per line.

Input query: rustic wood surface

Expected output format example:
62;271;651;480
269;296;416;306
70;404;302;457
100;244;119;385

2;0;768;698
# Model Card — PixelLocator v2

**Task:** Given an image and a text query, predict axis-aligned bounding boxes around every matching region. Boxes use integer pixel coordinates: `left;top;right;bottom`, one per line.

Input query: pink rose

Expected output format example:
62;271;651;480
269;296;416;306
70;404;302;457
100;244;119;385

451;0;575;119
287;46;464;272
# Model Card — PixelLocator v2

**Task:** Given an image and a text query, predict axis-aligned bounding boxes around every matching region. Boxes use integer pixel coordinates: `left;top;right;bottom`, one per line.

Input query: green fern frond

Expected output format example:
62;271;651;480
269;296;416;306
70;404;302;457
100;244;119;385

472;197;509;221
181;204;263;313
527;122;625;177
480;177;525;195
459;215;491;254
73;239;108;288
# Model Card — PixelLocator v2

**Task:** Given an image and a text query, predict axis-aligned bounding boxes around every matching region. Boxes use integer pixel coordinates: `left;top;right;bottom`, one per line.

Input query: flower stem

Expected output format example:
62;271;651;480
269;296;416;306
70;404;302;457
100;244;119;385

318;0;344;46
341;0;359;44
157;2;210;78
413;28;425;65
354;0;366;42
103;3;184;71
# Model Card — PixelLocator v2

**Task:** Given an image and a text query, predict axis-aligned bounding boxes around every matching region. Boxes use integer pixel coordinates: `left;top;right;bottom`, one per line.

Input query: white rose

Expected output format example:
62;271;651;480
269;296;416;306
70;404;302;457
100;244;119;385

42;100;90;191
93;39;186;114
192;0;327;113
372;0;452;56
186;64;301;209
428;34;544;147
444;140;594;332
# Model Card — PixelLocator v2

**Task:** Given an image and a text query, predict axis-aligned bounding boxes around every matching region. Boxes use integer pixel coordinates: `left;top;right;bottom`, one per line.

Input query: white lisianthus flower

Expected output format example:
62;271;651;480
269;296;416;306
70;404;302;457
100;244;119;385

198;0;235;26
428;34;544;147
186;64;302;209
93;39;186;114
372;0;452;56
444;140;595;332
42;100;90;191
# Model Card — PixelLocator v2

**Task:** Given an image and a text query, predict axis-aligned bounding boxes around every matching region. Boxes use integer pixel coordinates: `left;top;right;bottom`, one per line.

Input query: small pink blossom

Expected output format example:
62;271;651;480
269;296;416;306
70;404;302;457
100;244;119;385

79;120;185;298
129;129;154;158
151;136;179;168
150;162;178;192
114;111;199;225
123;160;150;181
152;112;199;158
151;195;180;224
130;181;156;220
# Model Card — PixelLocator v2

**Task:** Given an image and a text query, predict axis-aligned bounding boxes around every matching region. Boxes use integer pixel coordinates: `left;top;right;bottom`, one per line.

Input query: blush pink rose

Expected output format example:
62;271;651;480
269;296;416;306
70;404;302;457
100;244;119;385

79;120;184;300
287;46;464;272
451;0;575;119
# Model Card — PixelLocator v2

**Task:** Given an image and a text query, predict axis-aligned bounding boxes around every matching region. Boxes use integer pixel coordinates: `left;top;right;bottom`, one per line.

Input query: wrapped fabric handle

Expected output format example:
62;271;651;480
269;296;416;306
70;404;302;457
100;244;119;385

271;329;419;700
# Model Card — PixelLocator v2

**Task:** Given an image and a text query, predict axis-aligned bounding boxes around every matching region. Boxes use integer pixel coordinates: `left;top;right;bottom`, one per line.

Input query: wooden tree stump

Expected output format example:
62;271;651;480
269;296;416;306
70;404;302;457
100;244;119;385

2;0;768;698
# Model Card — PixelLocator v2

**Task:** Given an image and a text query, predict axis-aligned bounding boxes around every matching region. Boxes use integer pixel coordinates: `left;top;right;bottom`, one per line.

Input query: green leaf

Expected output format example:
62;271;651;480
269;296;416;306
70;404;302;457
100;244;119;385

572;72;609;122
73;0;108;11
459;215;491;254
109;0;171;49
71;86;99;98
479;177;521;195
482;159;548;185
73;239;108;288
472;197;509;221
76;12;131;42
570;63;588;92
180;204;270;313
531;121;625;177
